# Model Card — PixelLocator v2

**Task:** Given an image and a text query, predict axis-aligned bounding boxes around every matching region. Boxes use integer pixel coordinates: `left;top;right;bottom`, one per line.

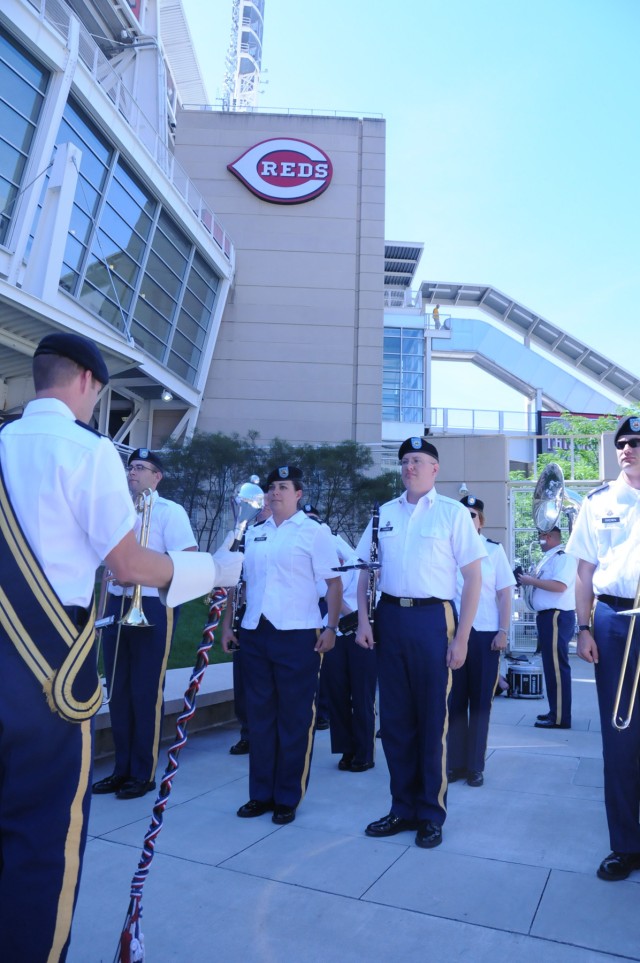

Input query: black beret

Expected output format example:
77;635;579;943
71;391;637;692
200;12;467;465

614;416;640;445
266;465;303;486
128;448;164;471
34;332;110;385
301;503;320;516
398;436;439;462
460;494;485;512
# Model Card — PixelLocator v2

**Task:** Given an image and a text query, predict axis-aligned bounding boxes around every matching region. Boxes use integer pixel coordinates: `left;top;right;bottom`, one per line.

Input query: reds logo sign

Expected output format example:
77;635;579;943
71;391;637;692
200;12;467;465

227;138;333;204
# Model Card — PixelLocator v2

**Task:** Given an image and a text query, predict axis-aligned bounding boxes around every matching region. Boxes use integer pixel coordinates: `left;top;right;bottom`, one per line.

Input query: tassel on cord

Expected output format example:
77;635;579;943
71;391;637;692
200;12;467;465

116;588;228;963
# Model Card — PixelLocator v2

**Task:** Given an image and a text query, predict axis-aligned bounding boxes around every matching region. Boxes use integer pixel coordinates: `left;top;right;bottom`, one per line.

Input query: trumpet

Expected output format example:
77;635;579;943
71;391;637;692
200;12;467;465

120;488;157;627
100;488;157;706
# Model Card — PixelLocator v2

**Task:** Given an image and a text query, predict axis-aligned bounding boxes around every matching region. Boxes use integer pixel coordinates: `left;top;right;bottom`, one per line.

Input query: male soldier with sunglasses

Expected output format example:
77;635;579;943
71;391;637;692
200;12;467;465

567;416;640;882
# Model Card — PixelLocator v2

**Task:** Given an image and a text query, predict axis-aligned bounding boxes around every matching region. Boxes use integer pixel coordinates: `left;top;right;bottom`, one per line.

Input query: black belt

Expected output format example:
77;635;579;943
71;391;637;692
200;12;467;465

380;593;446;608
597;595;635;610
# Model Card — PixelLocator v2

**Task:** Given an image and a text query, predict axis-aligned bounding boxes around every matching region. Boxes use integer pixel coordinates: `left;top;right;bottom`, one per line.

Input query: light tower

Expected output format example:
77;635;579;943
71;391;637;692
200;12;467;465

222;0;265;111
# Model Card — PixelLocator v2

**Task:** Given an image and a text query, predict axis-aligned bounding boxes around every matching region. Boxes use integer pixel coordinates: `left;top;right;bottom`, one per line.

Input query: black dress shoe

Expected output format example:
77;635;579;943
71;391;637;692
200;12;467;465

447;767;466;783
415;820;443;849
272;804;296;824
338;753;354;771
534;719;571;729
597;851;640;881
315;717;330;731
350;760;375;772
237;798;274;818
365;812;416;837
229;738;250;755
466;771;484;787
92;773;129;795
536;712;553;722
116;779;156;800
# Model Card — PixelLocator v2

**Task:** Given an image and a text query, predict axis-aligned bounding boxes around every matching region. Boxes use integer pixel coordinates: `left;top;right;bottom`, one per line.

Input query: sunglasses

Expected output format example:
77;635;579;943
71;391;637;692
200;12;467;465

469;511;478;518
615;438;640;450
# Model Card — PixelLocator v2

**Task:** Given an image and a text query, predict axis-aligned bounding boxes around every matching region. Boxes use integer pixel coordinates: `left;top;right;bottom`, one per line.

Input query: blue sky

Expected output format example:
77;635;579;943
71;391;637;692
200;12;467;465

180;0;639;413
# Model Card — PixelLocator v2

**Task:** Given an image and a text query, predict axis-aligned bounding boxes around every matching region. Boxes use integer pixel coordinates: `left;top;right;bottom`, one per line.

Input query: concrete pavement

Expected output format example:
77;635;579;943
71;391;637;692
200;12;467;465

69;657;639;962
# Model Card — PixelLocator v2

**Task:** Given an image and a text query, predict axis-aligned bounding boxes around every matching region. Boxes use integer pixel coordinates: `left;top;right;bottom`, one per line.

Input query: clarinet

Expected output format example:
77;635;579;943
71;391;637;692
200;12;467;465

367;503;380;626
229;533;246;643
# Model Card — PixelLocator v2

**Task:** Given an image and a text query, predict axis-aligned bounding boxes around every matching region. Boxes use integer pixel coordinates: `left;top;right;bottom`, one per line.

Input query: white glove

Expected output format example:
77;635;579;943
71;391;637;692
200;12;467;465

211;531;243;588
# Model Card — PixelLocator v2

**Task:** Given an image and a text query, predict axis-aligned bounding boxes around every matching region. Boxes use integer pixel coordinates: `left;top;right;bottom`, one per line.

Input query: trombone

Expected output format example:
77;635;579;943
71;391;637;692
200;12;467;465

99;488;157;704
611;589;640;731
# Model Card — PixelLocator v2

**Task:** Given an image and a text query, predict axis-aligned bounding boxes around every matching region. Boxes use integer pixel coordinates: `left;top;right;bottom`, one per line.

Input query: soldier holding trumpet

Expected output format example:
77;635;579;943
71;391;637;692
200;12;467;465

568;416;640;882
93;449;198;800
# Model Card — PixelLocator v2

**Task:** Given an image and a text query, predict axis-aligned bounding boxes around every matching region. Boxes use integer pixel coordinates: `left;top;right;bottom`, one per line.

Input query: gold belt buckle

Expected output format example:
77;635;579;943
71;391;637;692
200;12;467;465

399;597;412;607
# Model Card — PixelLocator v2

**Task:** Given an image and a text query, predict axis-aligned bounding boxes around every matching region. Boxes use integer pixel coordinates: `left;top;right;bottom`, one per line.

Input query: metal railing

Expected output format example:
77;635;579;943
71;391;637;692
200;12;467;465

25;0;234;262
427;408;537;434
183;103;384;119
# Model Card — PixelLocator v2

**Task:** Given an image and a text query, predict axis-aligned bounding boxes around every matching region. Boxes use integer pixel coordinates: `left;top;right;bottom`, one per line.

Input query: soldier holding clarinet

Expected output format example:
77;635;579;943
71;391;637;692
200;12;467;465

355;437;484;850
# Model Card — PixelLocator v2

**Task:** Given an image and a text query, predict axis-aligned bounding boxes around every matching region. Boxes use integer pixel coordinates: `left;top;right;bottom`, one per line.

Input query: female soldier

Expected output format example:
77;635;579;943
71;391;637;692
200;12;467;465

233;466;342;824
448;495;515;787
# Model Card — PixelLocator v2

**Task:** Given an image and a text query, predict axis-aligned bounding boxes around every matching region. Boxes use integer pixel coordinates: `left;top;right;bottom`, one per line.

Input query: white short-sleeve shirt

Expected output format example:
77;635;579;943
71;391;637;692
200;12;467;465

0;398;135;607
355;487;487;600
455;534;515;630
530;544;576;612
109;495;197;598
241;510;340;630
567;473;640;597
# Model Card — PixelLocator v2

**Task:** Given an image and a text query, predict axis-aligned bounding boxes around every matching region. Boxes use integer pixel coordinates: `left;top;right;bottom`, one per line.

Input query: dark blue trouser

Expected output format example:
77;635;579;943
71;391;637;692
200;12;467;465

537;608;573;726
240;621;321;809
376;599;456;826
0;627;93;962
103;594;176;783
594;598;640;853
448;628;500;773
324;631;378;764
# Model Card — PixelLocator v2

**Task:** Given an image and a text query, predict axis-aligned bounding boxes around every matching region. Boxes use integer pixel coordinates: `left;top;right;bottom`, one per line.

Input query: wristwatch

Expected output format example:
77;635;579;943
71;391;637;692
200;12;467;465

578;624;591;632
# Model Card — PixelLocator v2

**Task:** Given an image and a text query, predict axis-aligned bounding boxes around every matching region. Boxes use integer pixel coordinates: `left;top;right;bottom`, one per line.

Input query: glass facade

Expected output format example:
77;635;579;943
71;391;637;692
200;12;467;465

383;326;424;423
0;25;49;246
29;92;223;386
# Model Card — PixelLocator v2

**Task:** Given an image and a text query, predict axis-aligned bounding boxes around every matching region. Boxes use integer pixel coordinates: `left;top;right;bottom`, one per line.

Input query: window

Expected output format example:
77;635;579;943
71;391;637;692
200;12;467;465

0;26;48;245
27;94;224;385
383;326;424;423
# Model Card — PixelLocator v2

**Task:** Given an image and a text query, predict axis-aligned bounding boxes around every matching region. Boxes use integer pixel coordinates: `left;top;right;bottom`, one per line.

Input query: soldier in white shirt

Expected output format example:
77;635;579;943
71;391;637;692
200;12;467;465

567;416;640;881
93;449;198;800
234;466;342;825
517;525;576;729
448;495;515;786
355;437;485;850
0;333;241;963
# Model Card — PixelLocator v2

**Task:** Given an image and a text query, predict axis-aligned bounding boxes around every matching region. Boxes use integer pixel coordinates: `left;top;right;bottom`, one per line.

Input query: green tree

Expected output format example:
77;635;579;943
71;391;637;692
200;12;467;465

541;412;618;480
160;432;397;549
161;431;260;550
258;438;397;545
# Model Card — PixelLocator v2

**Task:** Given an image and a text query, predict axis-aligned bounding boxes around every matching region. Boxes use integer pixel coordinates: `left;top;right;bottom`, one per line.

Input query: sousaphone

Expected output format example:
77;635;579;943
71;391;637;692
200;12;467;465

521;462;582;610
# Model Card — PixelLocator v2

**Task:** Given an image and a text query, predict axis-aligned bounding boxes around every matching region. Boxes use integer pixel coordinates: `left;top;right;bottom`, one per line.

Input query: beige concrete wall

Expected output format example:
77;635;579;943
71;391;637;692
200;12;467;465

175;111;385;445
434;434;511;547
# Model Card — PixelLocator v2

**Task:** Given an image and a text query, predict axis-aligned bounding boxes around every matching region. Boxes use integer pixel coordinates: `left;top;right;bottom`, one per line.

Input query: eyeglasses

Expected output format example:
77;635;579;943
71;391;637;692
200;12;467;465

615;438;640;450
127;464;158;473
469;511;478;518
